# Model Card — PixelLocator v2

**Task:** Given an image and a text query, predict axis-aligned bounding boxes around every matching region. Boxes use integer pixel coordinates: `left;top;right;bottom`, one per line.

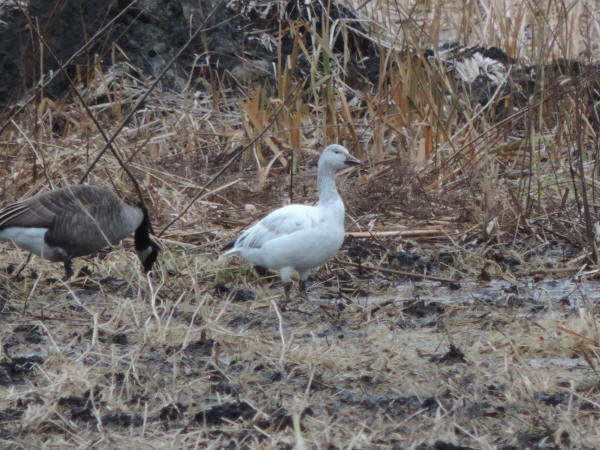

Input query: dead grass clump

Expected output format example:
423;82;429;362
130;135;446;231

2;0;600;448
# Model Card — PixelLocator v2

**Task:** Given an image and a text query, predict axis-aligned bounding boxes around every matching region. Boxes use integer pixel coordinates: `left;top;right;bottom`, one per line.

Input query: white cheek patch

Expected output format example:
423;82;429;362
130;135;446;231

136;246;153;260
0;227;49;257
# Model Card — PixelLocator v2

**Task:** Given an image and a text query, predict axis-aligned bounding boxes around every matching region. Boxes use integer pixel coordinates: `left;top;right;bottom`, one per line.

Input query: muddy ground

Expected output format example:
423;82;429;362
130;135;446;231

1;234;599;449
2;0;600;446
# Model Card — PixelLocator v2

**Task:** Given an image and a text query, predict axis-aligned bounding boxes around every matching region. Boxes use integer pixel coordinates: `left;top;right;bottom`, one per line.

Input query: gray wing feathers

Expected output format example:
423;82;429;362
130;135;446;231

0;202;32;230
44;186;141;256
0;185;142;257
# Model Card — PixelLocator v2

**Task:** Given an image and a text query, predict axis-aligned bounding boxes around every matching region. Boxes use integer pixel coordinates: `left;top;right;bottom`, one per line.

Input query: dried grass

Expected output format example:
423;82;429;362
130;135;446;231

1;0;600;448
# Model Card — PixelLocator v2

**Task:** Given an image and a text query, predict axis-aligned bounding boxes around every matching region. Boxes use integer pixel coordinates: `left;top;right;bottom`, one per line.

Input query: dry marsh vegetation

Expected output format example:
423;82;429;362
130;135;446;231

1;0;600;448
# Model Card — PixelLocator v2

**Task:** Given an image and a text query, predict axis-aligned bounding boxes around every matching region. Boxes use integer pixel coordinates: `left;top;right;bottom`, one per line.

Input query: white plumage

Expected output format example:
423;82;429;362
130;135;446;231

220;144;360;300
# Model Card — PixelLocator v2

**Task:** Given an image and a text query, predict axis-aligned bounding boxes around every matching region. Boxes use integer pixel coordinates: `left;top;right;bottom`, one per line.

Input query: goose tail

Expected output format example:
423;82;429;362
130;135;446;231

219;238;241;260
219;248;241;261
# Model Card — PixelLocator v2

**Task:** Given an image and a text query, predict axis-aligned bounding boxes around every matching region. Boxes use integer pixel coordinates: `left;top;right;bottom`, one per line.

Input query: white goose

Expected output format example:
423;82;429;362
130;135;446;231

220;144;360;300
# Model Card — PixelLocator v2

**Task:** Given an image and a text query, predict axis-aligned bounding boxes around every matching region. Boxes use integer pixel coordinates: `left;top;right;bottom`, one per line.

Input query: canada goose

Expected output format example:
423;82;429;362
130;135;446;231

0;185;160;278
220;144;360;300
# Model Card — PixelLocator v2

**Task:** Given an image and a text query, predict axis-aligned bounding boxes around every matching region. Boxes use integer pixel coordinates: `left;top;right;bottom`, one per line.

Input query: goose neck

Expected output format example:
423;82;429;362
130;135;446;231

134;206;153;251
317;165;340;205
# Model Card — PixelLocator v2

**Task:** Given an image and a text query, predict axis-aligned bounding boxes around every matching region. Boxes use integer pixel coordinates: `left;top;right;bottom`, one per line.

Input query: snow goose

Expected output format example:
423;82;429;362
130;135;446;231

220;144;360;300
0;185;160;278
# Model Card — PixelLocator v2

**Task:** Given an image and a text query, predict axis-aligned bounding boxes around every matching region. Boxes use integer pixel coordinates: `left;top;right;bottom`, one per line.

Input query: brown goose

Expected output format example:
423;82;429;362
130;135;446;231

0;185;159;278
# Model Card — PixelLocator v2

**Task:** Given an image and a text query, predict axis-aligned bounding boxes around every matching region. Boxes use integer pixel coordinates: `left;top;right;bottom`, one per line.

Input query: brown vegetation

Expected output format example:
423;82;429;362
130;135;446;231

1;0;600;448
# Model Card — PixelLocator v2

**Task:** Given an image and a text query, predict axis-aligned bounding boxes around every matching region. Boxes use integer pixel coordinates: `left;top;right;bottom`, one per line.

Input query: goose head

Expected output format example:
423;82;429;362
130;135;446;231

134;202;160;273
318;144;360;172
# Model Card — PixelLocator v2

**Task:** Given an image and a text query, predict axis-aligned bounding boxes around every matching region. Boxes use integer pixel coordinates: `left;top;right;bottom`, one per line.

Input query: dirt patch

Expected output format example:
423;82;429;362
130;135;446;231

1;269;599;447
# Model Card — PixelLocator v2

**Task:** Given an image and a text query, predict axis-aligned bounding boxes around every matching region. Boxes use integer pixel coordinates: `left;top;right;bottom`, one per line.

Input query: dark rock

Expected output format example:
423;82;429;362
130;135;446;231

0;0;379;107
0;0;188;106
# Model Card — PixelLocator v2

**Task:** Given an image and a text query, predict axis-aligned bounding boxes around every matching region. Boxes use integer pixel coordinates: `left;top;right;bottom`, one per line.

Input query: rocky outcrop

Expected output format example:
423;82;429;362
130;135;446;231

1;0;597;125
0;0;379;107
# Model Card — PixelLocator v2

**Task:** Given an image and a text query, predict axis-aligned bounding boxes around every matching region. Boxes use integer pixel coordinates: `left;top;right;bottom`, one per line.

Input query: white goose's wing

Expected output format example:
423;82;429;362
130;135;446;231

223;204;318;254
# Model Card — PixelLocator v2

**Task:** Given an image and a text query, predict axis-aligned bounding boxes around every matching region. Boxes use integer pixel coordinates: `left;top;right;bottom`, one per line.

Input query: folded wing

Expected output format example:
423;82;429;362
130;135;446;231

224;204;318;255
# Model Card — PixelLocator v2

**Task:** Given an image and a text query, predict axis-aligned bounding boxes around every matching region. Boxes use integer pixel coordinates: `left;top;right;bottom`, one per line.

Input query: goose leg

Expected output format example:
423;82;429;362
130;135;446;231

280;267;294;302
298;280;306;294
297;269;310;300
45;242;73;280
13;253;32;279
57;249;73;280
283;281;292;302
62;258;74;280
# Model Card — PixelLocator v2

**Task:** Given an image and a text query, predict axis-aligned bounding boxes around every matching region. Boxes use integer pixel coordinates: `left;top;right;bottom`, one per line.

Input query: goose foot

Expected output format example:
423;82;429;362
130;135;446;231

12;253;32;279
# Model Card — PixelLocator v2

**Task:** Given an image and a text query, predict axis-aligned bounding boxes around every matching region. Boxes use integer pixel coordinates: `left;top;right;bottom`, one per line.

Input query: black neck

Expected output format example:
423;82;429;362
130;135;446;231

135;204;159;272
135;205;154;251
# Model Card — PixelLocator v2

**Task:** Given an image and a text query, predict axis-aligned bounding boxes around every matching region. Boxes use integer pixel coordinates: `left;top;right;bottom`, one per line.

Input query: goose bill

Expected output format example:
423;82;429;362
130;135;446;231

344;155;361;166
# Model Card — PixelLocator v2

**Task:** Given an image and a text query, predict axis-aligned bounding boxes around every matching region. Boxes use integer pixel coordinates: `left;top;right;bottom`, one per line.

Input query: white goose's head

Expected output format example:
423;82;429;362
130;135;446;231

318;144;361;172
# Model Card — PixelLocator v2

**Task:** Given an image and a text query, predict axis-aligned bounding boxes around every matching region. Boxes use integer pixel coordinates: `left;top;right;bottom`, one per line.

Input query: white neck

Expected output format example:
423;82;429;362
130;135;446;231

317;164;342;206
